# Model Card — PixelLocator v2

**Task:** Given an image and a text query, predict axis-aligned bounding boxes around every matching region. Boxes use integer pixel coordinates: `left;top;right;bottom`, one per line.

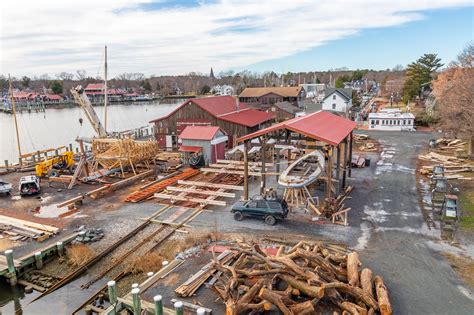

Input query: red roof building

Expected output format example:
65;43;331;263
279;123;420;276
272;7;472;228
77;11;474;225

150;96;275;149
179;126;222;141
178;126;228;165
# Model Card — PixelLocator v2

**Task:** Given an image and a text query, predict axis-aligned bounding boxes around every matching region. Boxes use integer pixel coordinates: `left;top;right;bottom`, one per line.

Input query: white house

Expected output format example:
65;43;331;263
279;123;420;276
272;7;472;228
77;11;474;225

322;88;353;115
368;109;415;131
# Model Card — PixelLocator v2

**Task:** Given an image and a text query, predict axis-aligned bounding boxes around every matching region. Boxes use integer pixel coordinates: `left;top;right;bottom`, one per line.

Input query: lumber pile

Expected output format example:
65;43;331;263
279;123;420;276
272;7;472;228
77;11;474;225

418;152;466;165
435;138;467;150
358;143;377;152
208;241;392;315
353;134;369;141
310;186;353;226
0;215;58;241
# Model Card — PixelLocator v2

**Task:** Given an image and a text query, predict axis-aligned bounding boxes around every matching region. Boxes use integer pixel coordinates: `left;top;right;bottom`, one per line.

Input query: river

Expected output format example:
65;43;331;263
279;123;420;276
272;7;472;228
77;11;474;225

0;100;183;164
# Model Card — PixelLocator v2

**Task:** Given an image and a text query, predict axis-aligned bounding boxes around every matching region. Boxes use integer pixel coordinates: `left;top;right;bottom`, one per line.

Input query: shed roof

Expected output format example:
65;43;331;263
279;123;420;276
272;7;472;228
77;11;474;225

149;95;274;127
179;126;222;141
239;86;303;98
238;111;356;146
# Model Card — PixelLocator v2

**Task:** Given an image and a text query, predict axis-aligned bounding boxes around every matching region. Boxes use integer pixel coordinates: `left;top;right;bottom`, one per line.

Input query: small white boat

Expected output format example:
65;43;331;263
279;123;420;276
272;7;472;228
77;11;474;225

278;150;325;188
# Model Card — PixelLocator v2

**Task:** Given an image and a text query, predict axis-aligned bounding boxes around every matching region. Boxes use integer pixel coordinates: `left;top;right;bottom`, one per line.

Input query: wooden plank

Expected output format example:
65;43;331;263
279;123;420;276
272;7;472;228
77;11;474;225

117;296;174;315
0;215;58;233
177;180;243;191
216;159;274;167
201;167;262;176
209;163;269;171
166;186;236;198
162;207;189;224
154;194;226;206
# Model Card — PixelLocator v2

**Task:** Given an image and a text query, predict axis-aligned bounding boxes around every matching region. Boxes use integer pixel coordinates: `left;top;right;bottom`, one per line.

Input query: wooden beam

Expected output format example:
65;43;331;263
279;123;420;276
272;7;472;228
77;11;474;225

208;163;268;171
177;180;243;191
154;193;227;206
166;186;235;198
216;159;274;167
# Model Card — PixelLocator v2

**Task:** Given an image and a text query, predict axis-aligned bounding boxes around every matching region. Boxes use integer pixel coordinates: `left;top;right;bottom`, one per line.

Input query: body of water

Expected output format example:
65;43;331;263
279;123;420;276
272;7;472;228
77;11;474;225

0;100;182;164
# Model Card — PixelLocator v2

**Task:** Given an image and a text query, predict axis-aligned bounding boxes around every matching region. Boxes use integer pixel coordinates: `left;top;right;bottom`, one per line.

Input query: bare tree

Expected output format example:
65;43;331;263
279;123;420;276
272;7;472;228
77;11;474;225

76;70;87;80
56;72;74;80
433;43;474;154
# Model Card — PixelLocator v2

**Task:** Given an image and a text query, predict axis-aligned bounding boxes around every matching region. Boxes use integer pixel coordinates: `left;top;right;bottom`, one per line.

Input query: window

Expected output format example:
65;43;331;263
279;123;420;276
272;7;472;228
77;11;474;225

247;201;257;208
257;201;268;209
333;94;336;100
332;104;336;110
376;120;379;125
371;120;375;125
403;120;406;125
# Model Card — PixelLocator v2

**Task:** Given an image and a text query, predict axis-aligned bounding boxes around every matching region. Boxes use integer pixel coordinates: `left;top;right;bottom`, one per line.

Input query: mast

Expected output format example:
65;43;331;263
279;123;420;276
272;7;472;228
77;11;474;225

104;45;108;132
8;74;22;162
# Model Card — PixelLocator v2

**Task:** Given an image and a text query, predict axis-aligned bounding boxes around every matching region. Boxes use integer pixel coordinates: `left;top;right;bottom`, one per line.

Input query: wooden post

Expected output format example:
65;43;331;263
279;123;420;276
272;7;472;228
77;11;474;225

104;45;108;132
79;140;90;176
276;147;280;181
336;144;341;194
261;139;266;195
8;75;22;162
243;141;249;201
342;137;348;189
348;131;353;177
154;295;163;315
326;147;333;200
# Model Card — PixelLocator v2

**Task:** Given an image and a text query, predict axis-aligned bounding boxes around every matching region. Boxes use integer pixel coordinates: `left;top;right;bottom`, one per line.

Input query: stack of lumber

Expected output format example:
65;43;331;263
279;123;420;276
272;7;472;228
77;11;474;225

353;134;369;141
209;241;392;315
125;168;200;203
310;186;353;226
418;152;466;165
0;215;58;241
358;143;377;152
435;138;467;150
175;250;236;297
91;138;158;170
155;151;181;161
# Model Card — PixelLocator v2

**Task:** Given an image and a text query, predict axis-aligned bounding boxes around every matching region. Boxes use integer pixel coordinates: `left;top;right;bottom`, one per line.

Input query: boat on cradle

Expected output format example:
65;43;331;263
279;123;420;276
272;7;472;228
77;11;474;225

278;150;325;188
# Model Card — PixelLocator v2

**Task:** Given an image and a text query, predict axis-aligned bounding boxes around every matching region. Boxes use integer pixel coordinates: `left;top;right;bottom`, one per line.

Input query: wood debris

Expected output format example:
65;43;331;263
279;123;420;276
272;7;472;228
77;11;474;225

418;152;466;165
311;186;353;226
207;241;391;314
353;134;369;141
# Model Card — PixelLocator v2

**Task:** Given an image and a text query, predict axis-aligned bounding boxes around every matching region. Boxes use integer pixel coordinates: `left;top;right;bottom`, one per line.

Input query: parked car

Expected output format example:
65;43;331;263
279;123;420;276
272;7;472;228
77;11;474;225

0;179;12;196
231;197;288;225
19;176;41;195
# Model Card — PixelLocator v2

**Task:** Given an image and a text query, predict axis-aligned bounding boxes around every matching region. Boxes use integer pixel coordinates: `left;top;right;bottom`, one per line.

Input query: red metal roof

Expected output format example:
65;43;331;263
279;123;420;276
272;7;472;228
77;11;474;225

178;145;202;152
238;111;357;145
219;108;276;128
45;94;62;100
179;126;222;141
85;83;104;90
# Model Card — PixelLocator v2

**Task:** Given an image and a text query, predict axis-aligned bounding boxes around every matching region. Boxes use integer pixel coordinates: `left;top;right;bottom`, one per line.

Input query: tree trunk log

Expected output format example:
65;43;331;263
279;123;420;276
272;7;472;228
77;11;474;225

290;300;315;314
360;268;373;298
258;287;293;315
339;301;368;315
374;276;392;315
347;252;361;287
323;282;378;310
279;274;325;299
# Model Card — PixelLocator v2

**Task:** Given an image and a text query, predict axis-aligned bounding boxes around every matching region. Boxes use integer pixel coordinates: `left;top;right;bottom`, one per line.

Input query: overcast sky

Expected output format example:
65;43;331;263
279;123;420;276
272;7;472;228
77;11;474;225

1;0;473;78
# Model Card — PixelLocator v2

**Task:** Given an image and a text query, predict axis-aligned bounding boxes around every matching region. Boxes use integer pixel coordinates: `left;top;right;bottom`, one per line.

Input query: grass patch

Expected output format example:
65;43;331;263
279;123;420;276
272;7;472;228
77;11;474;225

128;252;164;275
67;244;95;267
459;191;474;231
443;252;474;287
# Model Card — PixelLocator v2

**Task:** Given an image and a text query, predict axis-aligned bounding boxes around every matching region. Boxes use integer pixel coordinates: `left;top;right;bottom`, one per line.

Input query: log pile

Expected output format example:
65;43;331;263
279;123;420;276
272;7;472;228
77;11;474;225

209;241;392;314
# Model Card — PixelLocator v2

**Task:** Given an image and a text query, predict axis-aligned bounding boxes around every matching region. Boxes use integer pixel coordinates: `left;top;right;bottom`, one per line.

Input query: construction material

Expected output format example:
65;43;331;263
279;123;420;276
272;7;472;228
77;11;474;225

208;241;390;314
125;169;199;203
418;152;465;165
165;186;235;198
154;194;227;206
177;180;243;191
73;228;104;244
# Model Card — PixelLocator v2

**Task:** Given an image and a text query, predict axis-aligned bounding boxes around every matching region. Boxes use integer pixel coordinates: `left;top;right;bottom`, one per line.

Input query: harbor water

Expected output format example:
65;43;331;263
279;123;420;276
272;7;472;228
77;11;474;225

0;100;183;164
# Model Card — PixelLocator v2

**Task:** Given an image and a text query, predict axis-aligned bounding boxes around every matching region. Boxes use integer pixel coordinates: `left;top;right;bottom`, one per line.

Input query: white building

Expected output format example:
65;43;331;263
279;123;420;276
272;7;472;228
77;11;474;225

299;83;326;101
368;109;415;131
322;88;353;114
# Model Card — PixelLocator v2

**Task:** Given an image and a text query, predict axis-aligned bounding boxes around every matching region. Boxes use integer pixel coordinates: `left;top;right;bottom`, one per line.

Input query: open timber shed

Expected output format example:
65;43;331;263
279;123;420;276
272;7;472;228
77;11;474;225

179;126;228;165
237;111;357;200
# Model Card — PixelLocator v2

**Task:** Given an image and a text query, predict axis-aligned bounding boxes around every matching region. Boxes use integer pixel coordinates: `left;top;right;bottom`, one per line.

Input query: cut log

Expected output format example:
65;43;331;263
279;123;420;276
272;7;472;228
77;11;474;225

258;287;292;315
323;282;378;310
360;268;373;298
374;276;392;315
339;301;368;315
279;274;324;299
289;300;316;314
347;252;361;287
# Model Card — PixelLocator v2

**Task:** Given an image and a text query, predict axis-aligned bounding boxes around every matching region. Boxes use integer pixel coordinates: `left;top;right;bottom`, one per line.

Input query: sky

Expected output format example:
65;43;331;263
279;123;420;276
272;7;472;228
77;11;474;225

0;0;473;78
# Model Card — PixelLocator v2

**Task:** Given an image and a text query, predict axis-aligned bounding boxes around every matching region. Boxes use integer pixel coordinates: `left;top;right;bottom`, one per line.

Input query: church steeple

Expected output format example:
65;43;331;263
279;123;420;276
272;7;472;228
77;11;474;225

210;67;215;79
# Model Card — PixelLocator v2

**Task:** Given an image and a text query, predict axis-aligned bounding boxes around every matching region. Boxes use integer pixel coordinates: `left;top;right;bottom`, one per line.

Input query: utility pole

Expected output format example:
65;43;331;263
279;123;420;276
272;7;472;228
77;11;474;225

104;45;108;132
8;75;22;162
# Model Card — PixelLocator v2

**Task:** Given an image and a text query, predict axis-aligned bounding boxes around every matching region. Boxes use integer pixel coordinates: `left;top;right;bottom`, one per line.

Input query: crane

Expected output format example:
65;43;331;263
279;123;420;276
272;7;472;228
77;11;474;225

71;85;108;138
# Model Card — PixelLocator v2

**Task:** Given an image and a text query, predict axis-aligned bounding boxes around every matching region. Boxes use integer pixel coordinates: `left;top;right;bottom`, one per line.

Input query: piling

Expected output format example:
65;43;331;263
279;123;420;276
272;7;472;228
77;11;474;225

56;241;64;256
154;295;163;315
131;288;141;315
197;308;206;315
174;301;183;315
34;252;43;269
4;160;8;168
147;272;154;277
132;283;139;289
5;249;17;286
107;281;117;304
69;143;73;151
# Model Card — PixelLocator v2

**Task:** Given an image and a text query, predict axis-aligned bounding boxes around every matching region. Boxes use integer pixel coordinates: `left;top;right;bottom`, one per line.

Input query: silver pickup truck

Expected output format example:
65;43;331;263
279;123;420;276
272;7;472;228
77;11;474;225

0;179;13;196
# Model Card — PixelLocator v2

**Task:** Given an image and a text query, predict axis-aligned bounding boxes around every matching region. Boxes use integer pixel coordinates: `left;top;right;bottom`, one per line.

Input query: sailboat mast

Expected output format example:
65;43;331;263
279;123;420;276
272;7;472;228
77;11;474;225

8;74;22;162
104;45;108;132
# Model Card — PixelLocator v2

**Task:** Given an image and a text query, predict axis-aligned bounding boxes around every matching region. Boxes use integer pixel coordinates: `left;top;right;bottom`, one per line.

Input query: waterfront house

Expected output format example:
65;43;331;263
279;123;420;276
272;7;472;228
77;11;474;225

179;126;228;165
149;95;275;149
322;88;353;115
368;109;415;131
238;86;305;108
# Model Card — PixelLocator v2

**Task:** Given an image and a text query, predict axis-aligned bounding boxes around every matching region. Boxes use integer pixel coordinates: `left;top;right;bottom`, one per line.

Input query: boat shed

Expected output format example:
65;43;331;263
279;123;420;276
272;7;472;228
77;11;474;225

237;111;357;200
179;126;228;165
149;96;275;149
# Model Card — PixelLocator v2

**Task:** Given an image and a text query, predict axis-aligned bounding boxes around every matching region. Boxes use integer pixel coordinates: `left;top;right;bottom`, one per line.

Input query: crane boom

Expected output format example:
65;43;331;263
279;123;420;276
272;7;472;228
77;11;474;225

71;86;108;138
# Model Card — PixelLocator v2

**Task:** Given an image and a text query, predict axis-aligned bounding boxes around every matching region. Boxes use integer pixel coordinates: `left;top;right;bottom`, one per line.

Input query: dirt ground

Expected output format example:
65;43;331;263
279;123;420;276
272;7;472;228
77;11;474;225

1;131;474;314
